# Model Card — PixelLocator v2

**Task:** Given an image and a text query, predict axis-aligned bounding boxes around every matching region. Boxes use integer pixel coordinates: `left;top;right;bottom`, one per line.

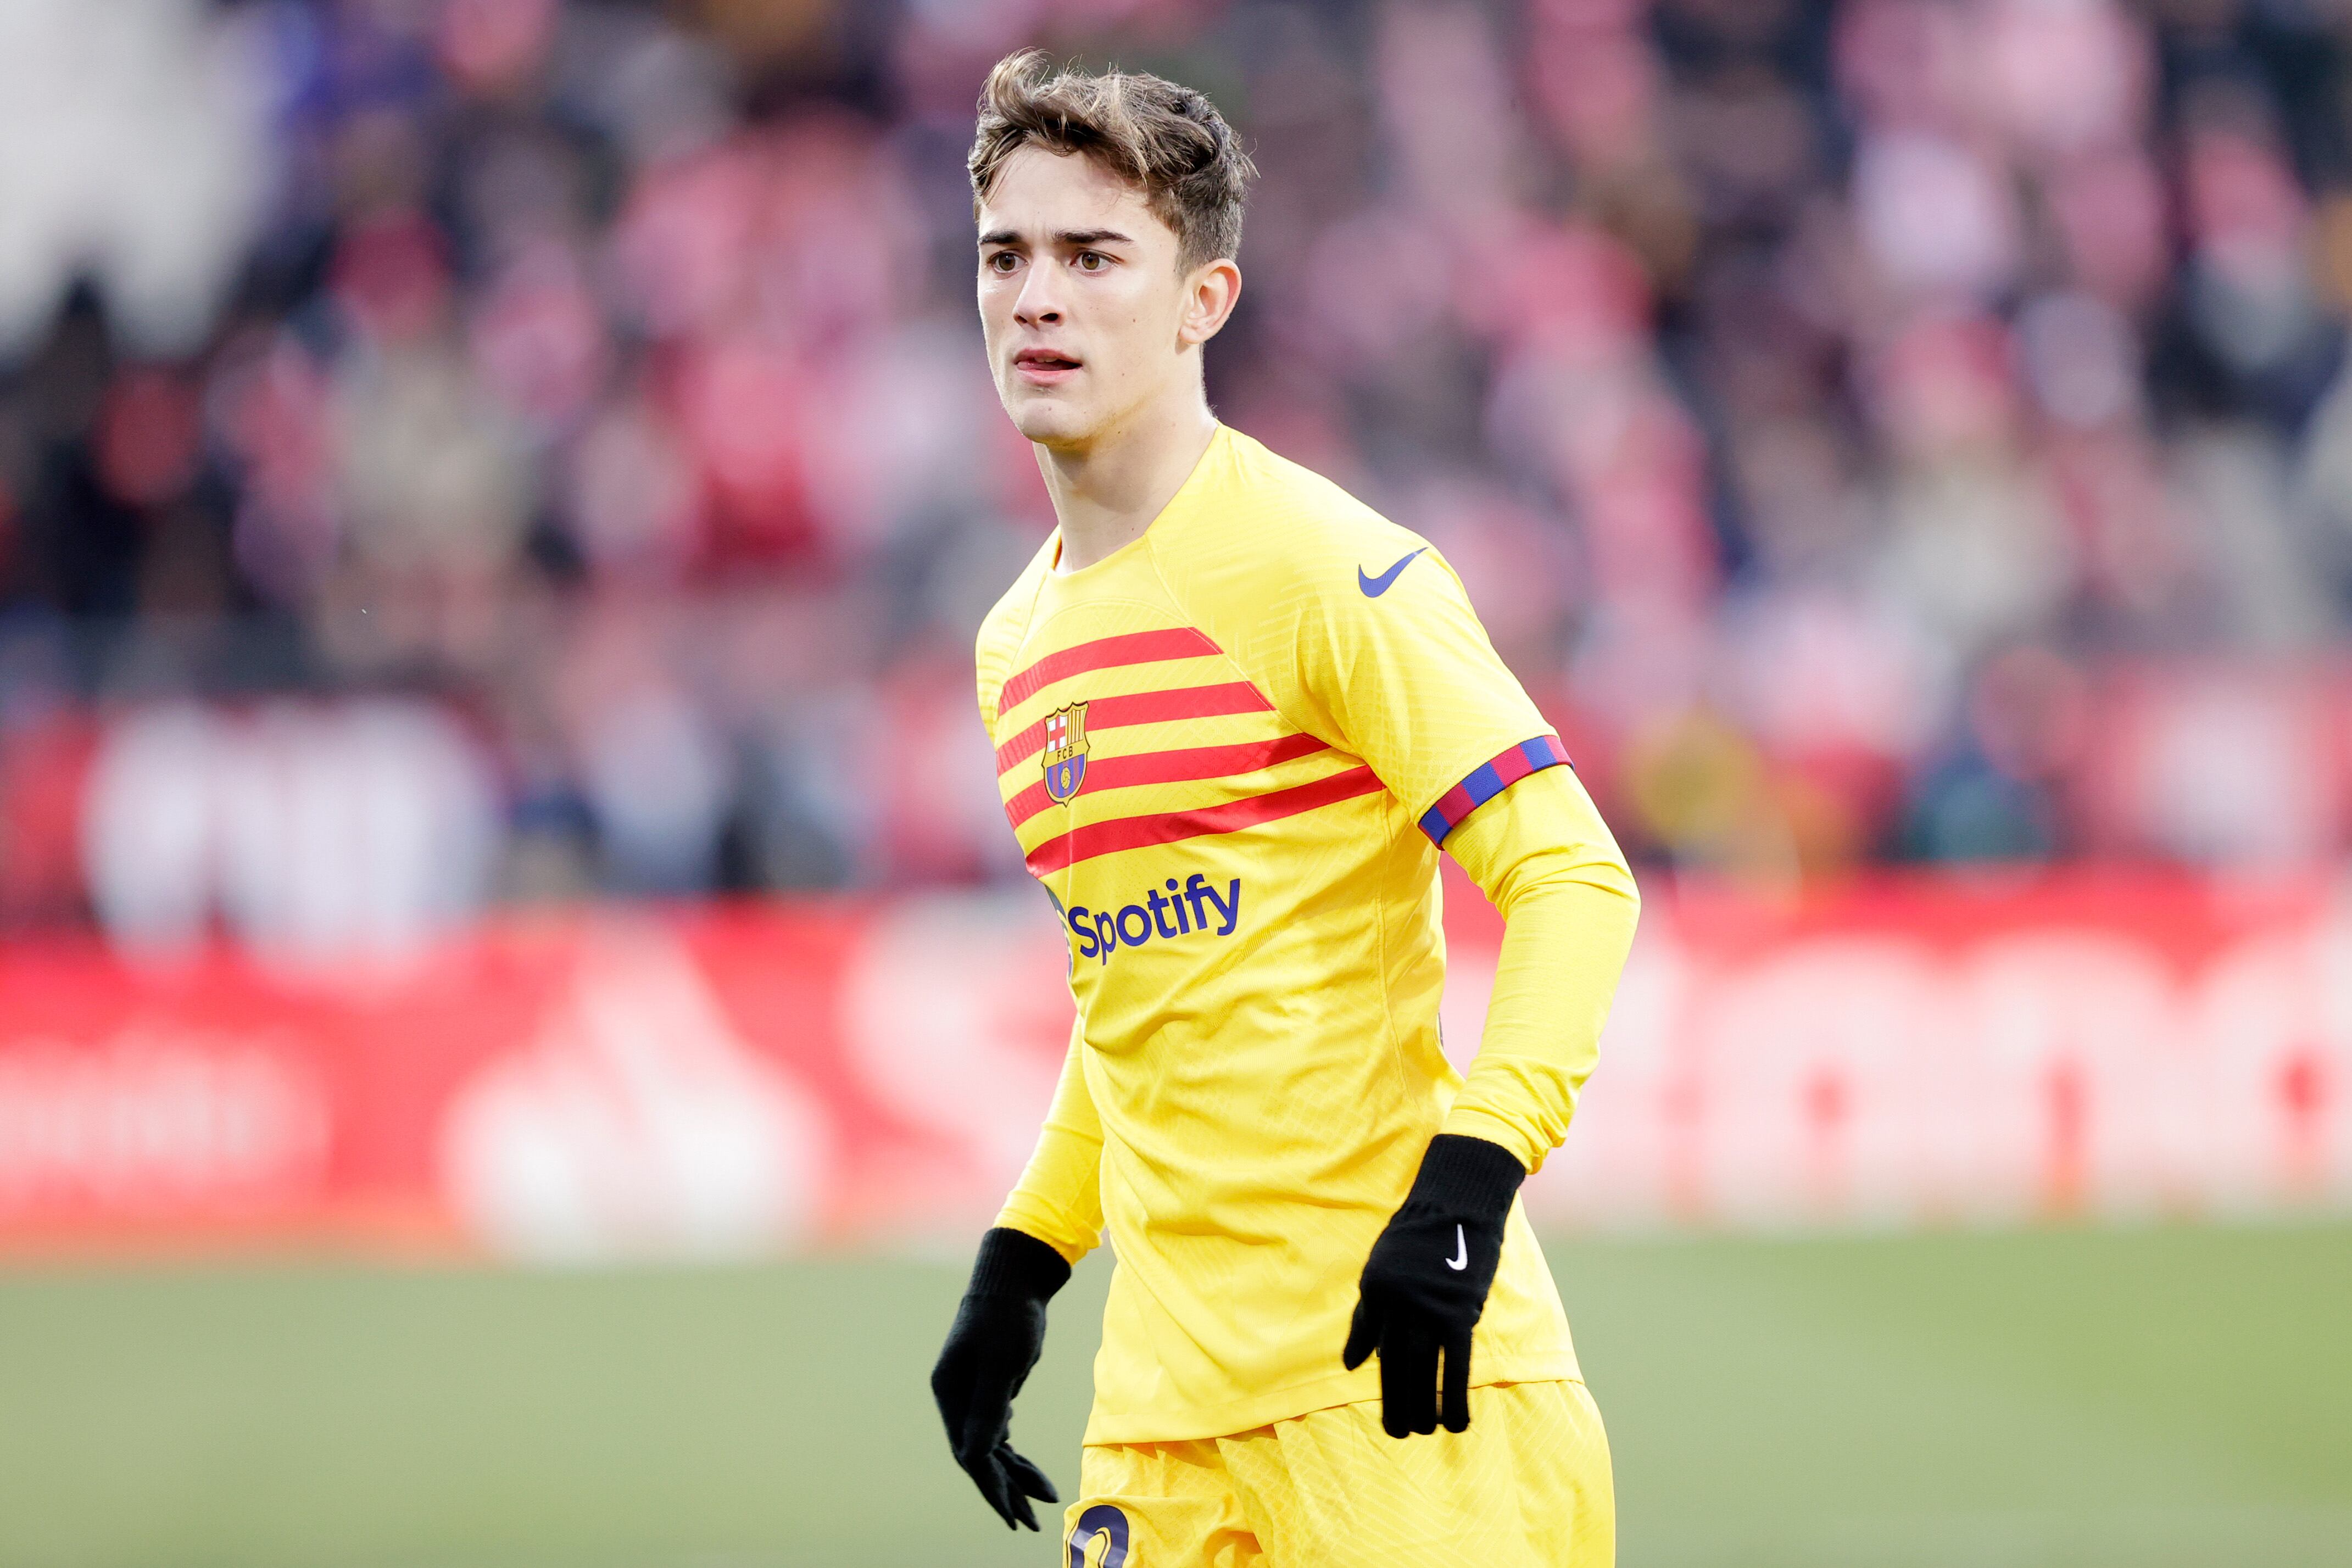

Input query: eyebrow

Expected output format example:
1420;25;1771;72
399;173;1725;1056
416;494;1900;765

978;227;1137;249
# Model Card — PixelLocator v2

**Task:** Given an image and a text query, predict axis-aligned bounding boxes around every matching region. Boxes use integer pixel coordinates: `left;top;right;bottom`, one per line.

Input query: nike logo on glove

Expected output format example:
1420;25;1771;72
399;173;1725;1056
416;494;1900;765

1357;548;1426;598
1445;1224;1468;1271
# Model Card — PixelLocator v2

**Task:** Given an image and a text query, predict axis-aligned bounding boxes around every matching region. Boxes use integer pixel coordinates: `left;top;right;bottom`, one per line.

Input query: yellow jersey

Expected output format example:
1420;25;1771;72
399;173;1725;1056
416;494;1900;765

978;425;1590;1445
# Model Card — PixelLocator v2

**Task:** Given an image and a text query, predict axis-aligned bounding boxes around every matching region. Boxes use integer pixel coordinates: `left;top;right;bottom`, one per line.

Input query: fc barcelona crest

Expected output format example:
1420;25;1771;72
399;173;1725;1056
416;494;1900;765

1042;700;1090;803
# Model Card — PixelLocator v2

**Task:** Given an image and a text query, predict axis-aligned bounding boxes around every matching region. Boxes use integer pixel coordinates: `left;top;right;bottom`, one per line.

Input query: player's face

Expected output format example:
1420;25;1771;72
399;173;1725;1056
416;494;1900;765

977;147;1206;449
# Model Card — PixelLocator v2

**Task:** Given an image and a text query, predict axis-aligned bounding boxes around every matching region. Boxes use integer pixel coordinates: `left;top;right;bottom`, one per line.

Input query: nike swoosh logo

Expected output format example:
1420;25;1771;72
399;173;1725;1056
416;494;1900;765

1445;1224;1468;1271
1357;548;1426;598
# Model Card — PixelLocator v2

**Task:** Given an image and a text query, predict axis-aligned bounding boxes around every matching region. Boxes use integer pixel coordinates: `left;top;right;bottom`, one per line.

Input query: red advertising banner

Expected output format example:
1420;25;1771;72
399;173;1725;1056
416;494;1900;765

0;873;2344;1258
1496;871;2352;1231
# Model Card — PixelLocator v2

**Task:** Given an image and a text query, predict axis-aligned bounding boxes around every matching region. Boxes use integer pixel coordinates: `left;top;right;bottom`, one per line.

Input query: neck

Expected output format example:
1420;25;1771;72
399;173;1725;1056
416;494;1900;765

1039;390;1218;572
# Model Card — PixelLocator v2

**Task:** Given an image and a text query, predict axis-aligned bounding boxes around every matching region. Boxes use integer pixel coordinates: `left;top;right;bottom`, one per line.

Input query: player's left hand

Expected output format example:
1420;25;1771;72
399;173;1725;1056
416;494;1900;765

1342;1132;1526;1438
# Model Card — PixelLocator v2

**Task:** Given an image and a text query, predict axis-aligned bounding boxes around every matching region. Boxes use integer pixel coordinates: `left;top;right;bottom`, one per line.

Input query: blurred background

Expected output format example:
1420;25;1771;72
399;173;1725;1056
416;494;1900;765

0;0;2349;1564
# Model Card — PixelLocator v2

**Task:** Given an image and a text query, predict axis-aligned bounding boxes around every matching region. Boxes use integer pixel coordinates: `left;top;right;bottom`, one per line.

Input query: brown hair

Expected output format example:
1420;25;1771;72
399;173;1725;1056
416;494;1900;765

969;49;1256;271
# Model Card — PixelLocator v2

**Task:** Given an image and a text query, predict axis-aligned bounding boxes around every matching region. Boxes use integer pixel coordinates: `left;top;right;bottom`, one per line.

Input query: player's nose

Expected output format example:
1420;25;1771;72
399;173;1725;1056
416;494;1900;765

1012;267;1065;327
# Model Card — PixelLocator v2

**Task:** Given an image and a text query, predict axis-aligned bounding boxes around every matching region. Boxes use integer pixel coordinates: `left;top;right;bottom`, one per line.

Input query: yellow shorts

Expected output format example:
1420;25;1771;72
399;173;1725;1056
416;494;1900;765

1061;1379;1612;1568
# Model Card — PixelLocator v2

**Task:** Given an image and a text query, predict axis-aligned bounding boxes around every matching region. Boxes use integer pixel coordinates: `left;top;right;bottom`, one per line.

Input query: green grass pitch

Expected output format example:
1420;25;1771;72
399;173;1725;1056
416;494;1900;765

0;1224;2345;1567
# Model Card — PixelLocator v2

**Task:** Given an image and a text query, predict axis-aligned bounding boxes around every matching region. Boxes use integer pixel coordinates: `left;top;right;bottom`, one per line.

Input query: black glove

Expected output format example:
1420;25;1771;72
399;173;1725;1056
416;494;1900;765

1342;1133;1526;1438
931;1227;1069;1530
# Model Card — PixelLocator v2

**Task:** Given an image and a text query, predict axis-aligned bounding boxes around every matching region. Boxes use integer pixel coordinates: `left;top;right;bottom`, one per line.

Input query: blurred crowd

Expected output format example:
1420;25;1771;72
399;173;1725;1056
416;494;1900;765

5;0;2352;951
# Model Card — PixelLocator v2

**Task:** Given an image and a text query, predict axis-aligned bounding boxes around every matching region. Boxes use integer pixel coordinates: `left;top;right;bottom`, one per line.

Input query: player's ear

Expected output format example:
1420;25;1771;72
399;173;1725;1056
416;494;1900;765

1178;257;1241;348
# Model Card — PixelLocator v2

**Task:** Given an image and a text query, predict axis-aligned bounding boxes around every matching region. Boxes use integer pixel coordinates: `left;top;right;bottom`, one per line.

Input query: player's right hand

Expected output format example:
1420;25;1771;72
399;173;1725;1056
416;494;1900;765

931;1226;1071;1530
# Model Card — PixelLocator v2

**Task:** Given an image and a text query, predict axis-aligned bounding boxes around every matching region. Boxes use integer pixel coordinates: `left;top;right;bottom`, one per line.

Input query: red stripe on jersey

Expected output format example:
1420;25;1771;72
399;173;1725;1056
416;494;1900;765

995;682;1274;775
1024;765;1385;875
1000;627;1220;711
1004;732;1331;829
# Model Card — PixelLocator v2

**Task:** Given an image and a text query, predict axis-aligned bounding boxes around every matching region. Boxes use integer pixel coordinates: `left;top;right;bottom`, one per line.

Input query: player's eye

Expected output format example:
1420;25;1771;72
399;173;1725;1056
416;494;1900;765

985;251;1020;274
1074;250;1109;272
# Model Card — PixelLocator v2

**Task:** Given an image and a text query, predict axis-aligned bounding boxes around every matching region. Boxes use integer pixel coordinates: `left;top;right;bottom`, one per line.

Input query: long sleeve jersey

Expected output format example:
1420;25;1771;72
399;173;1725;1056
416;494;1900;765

978;424;1640;1444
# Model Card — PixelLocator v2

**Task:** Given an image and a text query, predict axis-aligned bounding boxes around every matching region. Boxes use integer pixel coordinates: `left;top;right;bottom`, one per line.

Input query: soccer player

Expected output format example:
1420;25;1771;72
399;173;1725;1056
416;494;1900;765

929;50;1640;1568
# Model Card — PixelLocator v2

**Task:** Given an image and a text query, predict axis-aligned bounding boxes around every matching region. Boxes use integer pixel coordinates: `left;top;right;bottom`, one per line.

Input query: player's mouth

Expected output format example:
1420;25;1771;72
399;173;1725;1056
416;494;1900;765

1013;347;1083;386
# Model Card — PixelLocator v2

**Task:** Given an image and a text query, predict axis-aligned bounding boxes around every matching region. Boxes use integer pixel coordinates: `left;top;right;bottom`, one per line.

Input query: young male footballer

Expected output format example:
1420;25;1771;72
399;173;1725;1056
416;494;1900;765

930;50;1641;1568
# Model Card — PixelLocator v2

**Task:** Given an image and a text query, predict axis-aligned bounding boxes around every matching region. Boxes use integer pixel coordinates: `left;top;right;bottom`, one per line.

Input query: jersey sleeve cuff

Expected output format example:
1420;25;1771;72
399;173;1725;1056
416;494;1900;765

1437;1107;1545;1174
990;1202;1097;1266
969;1225;1075;1299
1418;734;1571;845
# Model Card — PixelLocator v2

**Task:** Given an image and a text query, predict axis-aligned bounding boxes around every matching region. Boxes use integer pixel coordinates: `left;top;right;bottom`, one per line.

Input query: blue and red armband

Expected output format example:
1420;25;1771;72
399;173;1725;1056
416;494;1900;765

1417;734;1571;845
